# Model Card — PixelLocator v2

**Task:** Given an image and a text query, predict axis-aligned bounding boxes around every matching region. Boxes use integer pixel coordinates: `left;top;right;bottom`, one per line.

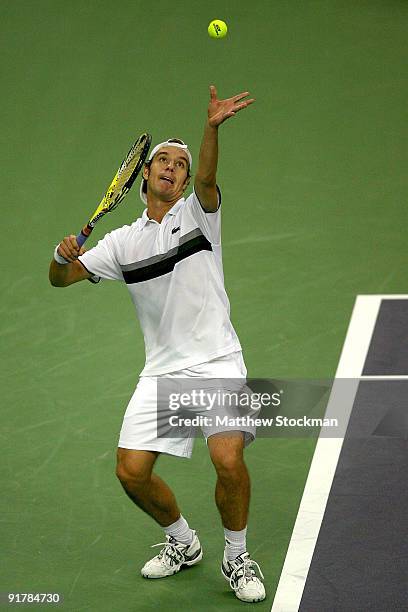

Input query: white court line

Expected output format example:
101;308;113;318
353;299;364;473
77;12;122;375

360;375;408;380
270;295;406;612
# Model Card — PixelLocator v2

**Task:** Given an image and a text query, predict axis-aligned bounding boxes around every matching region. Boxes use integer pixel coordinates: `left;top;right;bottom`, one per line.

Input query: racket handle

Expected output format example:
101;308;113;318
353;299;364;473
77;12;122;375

76;232;88;248
76;226;93;248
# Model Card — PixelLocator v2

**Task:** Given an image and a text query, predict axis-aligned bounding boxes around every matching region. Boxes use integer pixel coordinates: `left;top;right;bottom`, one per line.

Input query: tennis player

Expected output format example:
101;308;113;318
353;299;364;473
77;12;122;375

49;85;265;603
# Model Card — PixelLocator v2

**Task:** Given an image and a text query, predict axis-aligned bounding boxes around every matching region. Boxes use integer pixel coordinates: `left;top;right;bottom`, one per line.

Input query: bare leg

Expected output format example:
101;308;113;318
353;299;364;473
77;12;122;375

207;433;250;530
116;448;181;527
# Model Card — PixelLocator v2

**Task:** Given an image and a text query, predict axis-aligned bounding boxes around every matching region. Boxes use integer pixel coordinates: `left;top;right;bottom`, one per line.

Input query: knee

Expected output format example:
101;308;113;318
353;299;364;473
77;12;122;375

210;449;245;481
116;455;152;491
209;433;245;477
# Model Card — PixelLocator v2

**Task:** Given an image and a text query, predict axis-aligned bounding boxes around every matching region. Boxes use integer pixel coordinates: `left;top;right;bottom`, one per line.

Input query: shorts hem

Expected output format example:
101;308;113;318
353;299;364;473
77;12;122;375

205;429;256;447
118;441;192;459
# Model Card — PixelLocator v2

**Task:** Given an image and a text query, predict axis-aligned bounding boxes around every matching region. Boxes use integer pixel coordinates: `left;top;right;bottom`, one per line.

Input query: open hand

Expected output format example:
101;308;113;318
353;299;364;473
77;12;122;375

207;85;255;127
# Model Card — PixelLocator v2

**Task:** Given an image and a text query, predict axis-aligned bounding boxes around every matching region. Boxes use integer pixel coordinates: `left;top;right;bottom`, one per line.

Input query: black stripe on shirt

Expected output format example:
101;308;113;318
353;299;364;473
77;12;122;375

122;234;213;284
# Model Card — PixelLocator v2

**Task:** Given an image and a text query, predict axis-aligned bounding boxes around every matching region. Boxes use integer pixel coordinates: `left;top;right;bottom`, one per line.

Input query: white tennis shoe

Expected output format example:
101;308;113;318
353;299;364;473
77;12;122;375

141;531;202;578
221;551;266;602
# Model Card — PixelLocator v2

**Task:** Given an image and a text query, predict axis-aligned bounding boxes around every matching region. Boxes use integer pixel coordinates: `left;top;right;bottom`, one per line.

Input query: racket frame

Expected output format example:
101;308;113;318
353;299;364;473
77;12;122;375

76;132;152;247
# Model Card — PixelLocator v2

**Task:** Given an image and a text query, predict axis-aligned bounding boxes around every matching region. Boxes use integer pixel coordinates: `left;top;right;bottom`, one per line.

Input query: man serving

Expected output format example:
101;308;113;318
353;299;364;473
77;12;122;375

49;85;265;603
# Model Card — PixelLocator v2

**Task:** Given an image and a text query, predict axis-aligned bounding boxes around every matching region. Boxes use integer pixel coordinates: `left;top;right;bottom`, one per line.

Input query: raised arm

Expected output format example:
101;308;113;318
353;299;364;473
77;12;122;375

194;85;255;212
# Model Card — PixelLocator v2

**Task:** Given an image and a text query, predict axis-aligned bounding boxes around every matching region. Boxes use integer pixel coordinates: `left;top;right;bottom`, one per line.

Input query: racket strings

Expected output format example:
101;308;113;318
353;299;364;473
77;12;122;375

90;133;152;219
106;156;140;210
119;139;147;175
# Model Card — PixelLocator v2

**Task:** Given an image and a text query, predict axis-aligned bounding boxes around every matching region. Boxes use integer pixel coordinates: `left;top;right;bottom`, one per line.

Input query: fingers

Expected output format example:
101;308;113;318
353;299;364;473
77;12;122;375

57;235;81;263
210;87;255;108
233;91;251;102
207;87;255;127
233;98;255;113
219;98;255;124
209;84;217;101
224;111;236;120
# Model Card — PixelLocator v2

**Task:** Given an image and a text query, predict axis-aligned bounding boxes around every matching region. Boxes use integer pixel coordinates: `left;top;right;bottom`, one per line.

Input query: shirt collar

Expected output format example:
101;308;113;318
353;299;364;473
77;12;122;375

139;197;185;229
167;197;184;216
139;208;150;229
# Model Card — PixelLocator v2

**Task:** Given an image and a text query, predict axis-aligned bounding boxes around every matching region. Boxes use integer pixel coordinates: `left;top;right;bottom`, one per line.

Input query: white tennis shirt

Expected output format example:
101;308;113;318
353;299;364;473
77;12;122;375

78;189;242;376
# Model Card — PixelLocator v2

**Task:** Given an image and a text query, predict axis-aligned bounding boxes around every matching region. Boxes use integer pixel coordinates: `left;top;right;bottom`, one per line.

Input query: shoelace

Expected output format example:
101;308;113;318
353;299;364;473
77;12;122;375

229;557;265;592
151;538;185;568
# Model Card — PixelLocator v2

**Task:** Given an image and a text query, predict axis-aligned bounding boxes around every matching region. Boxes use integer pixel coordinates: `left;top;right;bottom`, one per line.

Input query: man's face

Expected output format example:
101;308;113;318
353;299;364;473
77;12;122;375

143;147;190;202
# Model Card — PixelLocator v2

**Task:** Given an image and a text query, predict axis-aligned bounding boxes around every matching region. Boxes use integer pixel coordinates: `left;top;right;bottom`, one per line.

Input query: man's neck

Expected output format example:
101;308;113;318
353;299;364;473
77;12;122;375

146;195;182;223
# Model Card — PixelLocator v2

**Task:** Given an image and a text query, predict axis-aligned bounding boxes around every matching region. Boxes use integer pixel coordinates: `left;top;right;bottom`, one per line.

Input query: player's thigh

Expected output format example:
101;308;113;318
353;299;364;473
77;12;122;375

116;448;159;483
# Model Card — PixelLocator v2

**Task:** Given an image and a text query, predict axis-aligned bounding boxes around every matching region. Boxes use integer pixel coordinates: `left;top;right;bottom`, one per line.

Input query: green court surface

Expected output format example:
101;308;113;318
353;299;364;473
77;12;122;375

1;1;407;610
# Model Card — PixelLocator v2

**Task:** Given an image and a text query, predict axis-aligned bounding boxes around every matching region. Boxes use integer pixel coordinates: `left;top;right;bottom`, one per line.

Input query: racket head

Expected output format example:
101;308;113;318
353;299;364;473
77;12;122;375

88;132;152;228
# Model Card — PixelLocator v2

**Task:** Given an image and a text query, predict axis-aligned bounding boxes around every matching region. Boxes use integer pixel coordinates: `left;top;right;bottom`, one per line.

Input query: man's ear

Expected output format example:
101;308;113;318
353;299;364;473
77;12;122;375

183;176;191;191
142;164;150;180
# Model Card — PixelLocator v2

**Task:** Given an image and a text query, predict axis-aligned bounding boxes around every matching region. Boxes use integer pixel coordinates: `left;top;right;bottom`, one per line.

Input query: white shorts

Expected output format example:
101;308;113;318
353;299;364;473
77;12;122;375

118;351;256;458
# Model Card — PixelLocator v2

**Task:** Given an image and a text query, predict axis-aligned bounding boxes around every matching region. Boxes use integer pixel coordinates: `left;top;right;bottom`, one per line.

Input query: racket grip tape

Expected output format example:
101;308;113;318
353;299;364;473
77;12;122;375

76;226;93;248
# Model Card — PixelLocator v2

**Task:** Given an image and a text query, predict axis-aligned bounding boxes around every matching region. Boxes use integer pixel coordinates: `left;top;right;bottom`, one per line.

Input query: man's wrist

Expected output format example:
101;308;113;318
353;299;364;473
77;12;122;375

53;245;69;265
206;120;219;131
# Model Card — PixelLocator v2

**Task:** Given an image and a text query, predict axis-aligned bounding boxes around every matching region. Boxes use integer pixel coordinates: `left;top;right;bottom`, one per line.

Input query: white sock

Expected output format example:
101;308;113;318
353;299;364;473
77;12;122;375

224;526;247;561
164;515;194;545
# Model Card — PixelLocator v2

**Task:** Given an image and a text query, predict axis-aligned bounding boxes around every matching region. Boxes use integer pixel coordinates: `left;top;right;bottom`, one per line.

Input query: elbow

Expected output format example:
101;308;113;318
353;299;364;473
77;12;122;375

195;175;216;190
49;265;68;288
194;180;219;212
49;276;66;288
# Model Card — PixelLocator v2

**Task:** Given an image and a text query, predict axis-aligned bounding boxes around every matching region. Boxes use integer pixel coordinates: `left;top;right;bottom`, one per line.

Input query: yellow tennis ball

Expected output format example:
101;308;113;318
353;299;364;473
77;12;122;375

208;19;228;39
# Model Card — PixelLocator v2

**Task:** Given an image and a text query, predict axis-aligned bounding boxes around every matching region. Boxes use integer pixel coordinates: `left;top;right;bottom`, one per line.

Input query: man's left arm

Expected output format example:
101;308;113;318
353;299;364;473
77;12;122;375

194;85;255;212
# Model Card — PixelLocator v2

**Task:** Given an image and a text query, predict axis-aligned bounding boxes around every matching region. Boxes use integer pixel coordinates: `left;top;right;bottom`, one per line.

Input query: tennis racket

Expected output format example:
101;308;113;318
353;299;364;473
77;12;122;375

76;132;152;247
